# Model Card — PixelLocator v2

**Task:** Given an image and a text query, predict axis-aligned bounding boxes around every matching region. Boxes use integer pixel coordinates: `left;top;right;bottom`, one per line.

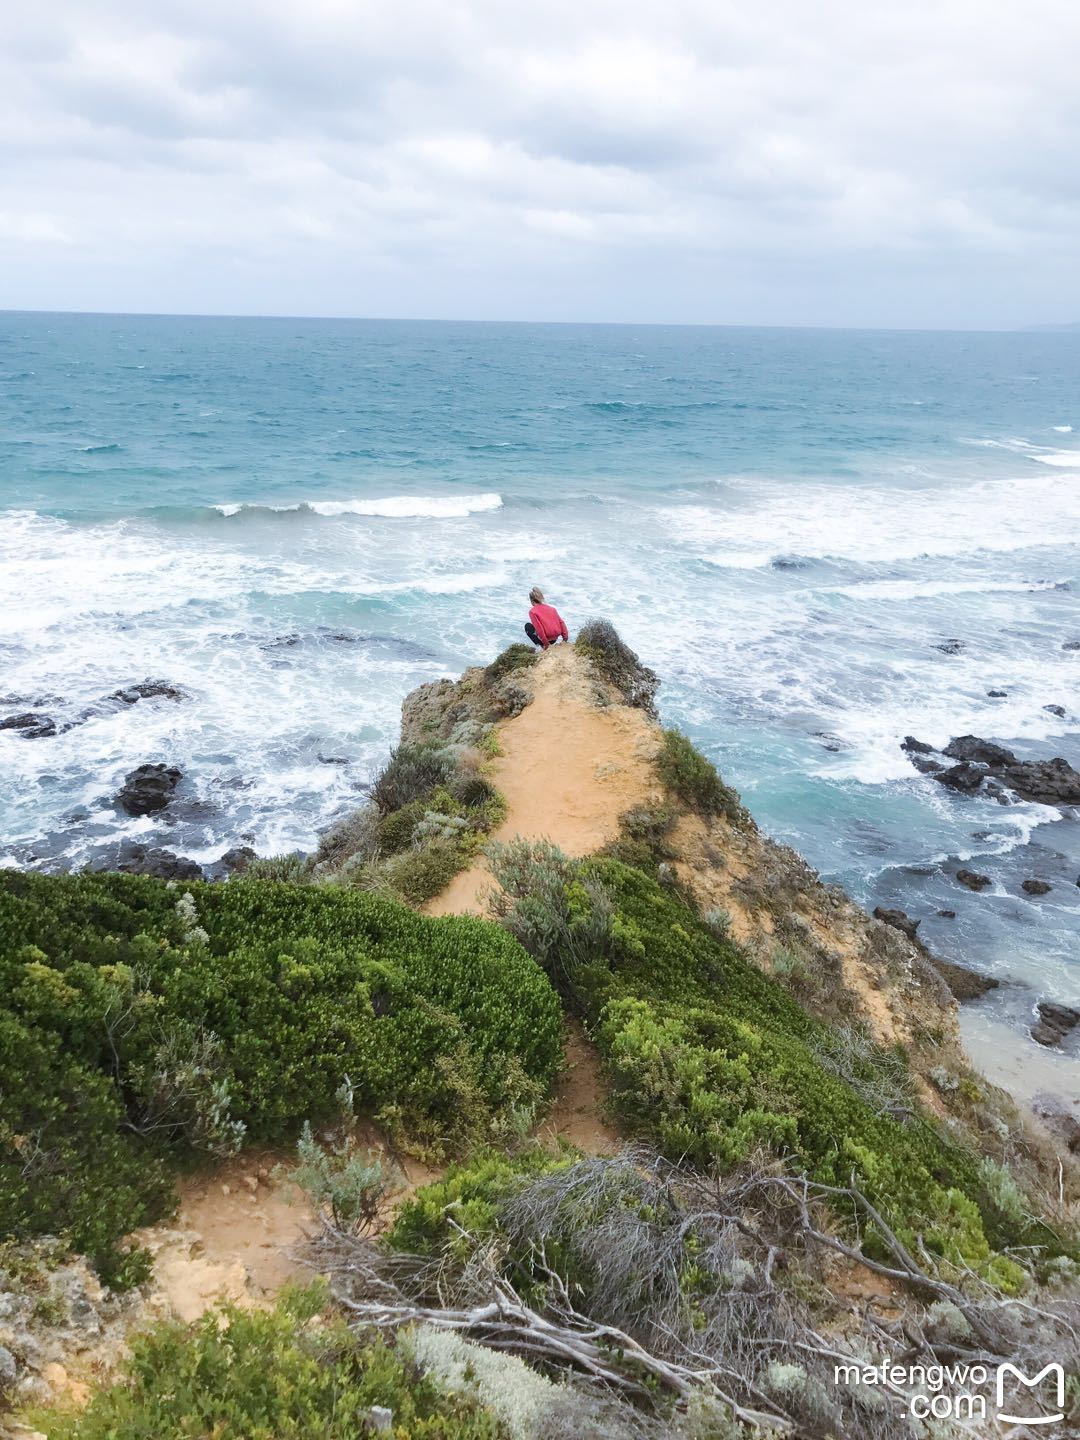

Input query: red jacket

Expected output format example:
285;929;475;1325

529;602;568;647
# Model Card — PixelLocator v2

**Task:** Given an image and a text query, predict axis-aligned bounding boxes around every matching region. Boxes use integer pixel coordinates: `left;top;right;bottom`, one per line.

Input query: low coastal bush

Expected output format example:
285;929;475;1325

372;743;455;815
656;728;747;824
484;643;538;683
0;871;562;1275
488;844;1048;1286
574;619;660;717
49;1284;506;1440
319;742;505;907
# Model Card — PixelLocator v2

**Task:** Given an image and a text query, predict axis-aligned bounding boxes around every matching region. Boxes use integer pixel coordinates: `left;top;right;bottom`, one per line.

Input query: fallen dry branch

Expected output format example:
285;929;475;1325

311;1148;1079;1438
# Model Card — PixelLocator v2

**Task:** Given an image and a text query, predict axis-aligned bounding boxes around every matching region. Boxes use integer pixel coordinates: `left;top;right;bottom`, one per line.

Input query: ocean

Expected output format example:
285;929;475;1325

1;312;1078;1089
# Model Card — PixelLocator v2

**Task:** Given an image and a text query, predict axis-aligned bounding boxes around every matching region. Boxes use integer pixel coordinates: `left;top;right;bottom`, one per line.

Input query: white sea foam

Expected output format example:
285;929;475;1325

667;468;1080;567
212;492;503;519
1052;424;1073;433
825;578;1065;602
1031;449;1080;468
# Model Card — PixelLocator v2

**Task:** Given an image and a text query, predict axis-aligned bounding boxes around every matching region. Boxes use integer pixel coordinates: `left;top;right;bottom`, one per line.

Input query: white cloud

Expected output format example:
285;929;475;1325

0;0;1078;324
0;211;74;244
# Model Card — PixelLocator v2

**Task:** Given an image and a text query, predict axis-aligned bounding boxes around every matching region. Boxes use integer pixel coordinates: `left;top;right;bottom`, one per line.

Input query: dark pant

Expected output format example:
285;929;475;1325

525;623;552;648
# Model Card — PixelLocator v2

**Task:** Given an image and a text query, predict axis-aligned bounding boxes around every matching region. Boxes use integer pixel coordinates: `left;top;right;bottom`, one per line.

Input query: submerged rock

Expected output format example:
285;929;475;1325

943;735;1017;766
1063;639;1080;651
987;689;1008;698
115;763;183;816
933;638;964;655
1000;756;1080;805
905;733;1080;806
1022;878;1052;896
901;736;936;754
956;868;992;891
936;762;985;792
107;680;187;706
1043;703;1067;718
0;712;59;738
121;846;203;880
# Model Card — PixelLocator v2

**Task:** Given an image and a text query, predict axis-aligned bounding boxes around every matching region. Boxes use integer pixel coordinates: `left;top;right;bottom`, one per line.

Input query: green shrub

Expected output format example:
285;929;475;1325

281;1119;390;1236
488;846;1048;1285
378;797;430;854
50;1284;506;1440
484;644;538;683
372;744;454;815
0;872;563;1275
656;729;747;824
314;806;381;869
383;840;472;904
389;1150;567;1260
574;620;659;717
243;852;314;883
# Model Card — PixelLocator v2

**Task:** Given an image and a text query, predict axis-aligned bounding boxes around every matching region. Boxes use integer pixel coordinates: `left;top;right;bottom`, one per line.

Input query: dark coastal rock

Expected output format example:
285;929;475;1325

121;847;203;880
872;904;995;1002
204;845;258;880
1031;1094;1080;1152
910;756;944;774
107;680;187;706
872;906;920;942
987;689;1008;698
1063;639;1080;651
160;797;217;825
999;756;1080;805
115;763;183;816
90;841;203;880
956;868;992;891
931;956;999;1002
1031;1001;1080;1049
0;711;59;738
911;734;1080;806
1022;878;1052;896
936;762;985;793
943;735;1017;766
937;909;956;918
814;732;847;752
901;736;936;754
933;638;964;655
1044;703;1067;718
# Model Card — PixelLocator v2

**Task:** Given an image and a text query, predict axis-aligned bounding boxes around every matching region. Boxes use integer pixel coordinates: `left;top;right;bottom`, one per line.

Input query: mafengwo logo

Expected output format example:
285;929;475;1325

833;1359;1069;1425
996;1363;1066;1427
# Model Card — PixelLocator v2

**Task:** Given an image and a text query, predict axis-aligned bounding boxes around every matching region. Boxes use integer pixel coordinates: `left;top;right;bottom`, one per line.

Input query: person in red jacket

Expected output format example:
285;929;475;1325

524;586;569;649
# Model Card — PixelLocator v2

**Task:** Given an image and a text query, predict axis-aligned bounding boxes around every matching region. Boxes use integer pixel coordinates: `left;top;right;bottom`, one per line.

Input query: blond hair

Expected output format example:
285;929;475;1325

529;586;544;604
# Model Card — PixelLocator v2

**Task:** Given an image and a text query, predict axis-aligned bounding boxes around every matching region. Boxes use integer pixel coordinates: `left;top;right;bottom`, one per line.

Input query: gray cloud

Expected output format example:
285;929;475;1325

1;0;1078;325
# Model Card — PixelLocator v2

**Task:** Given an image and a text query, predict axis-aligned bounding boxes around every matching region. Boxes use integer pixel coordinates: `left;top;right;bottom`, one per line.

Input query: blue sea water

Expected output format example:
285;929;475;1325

1;312;1078;1089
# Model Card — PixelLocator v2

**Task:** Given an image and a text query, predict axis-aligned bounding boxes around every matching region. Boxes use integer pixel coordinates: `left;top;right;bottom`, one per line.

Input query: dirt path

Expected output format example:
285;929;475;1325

133;649;644;1337
426;645;662;917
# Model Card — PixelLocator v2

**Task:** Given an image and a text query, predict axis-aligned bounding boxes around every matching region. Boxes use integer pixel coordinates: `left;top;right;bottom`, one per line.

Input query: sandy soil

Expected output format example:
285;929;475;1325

426;645;662;917
134;1137;444;1326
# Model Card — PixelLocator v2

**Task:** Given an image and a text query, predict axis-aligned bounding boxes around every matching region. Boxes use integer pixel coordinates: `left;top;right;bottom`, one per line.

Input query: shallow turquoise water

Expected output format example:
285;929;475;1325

1;312;1078;1064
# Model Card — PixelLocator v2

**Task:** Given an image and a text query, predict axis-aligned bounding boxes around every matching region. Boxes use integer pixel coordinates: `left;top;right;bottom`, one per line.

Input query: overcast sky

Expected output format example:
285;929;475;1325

2;1;1078;328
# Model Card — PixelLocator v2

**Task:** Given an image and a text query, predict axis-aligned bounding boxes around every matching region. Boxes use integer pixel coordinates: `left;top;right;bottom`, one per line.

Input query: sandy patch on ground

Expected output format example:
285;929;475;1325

426;645;662;917
136;1138;444;1326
